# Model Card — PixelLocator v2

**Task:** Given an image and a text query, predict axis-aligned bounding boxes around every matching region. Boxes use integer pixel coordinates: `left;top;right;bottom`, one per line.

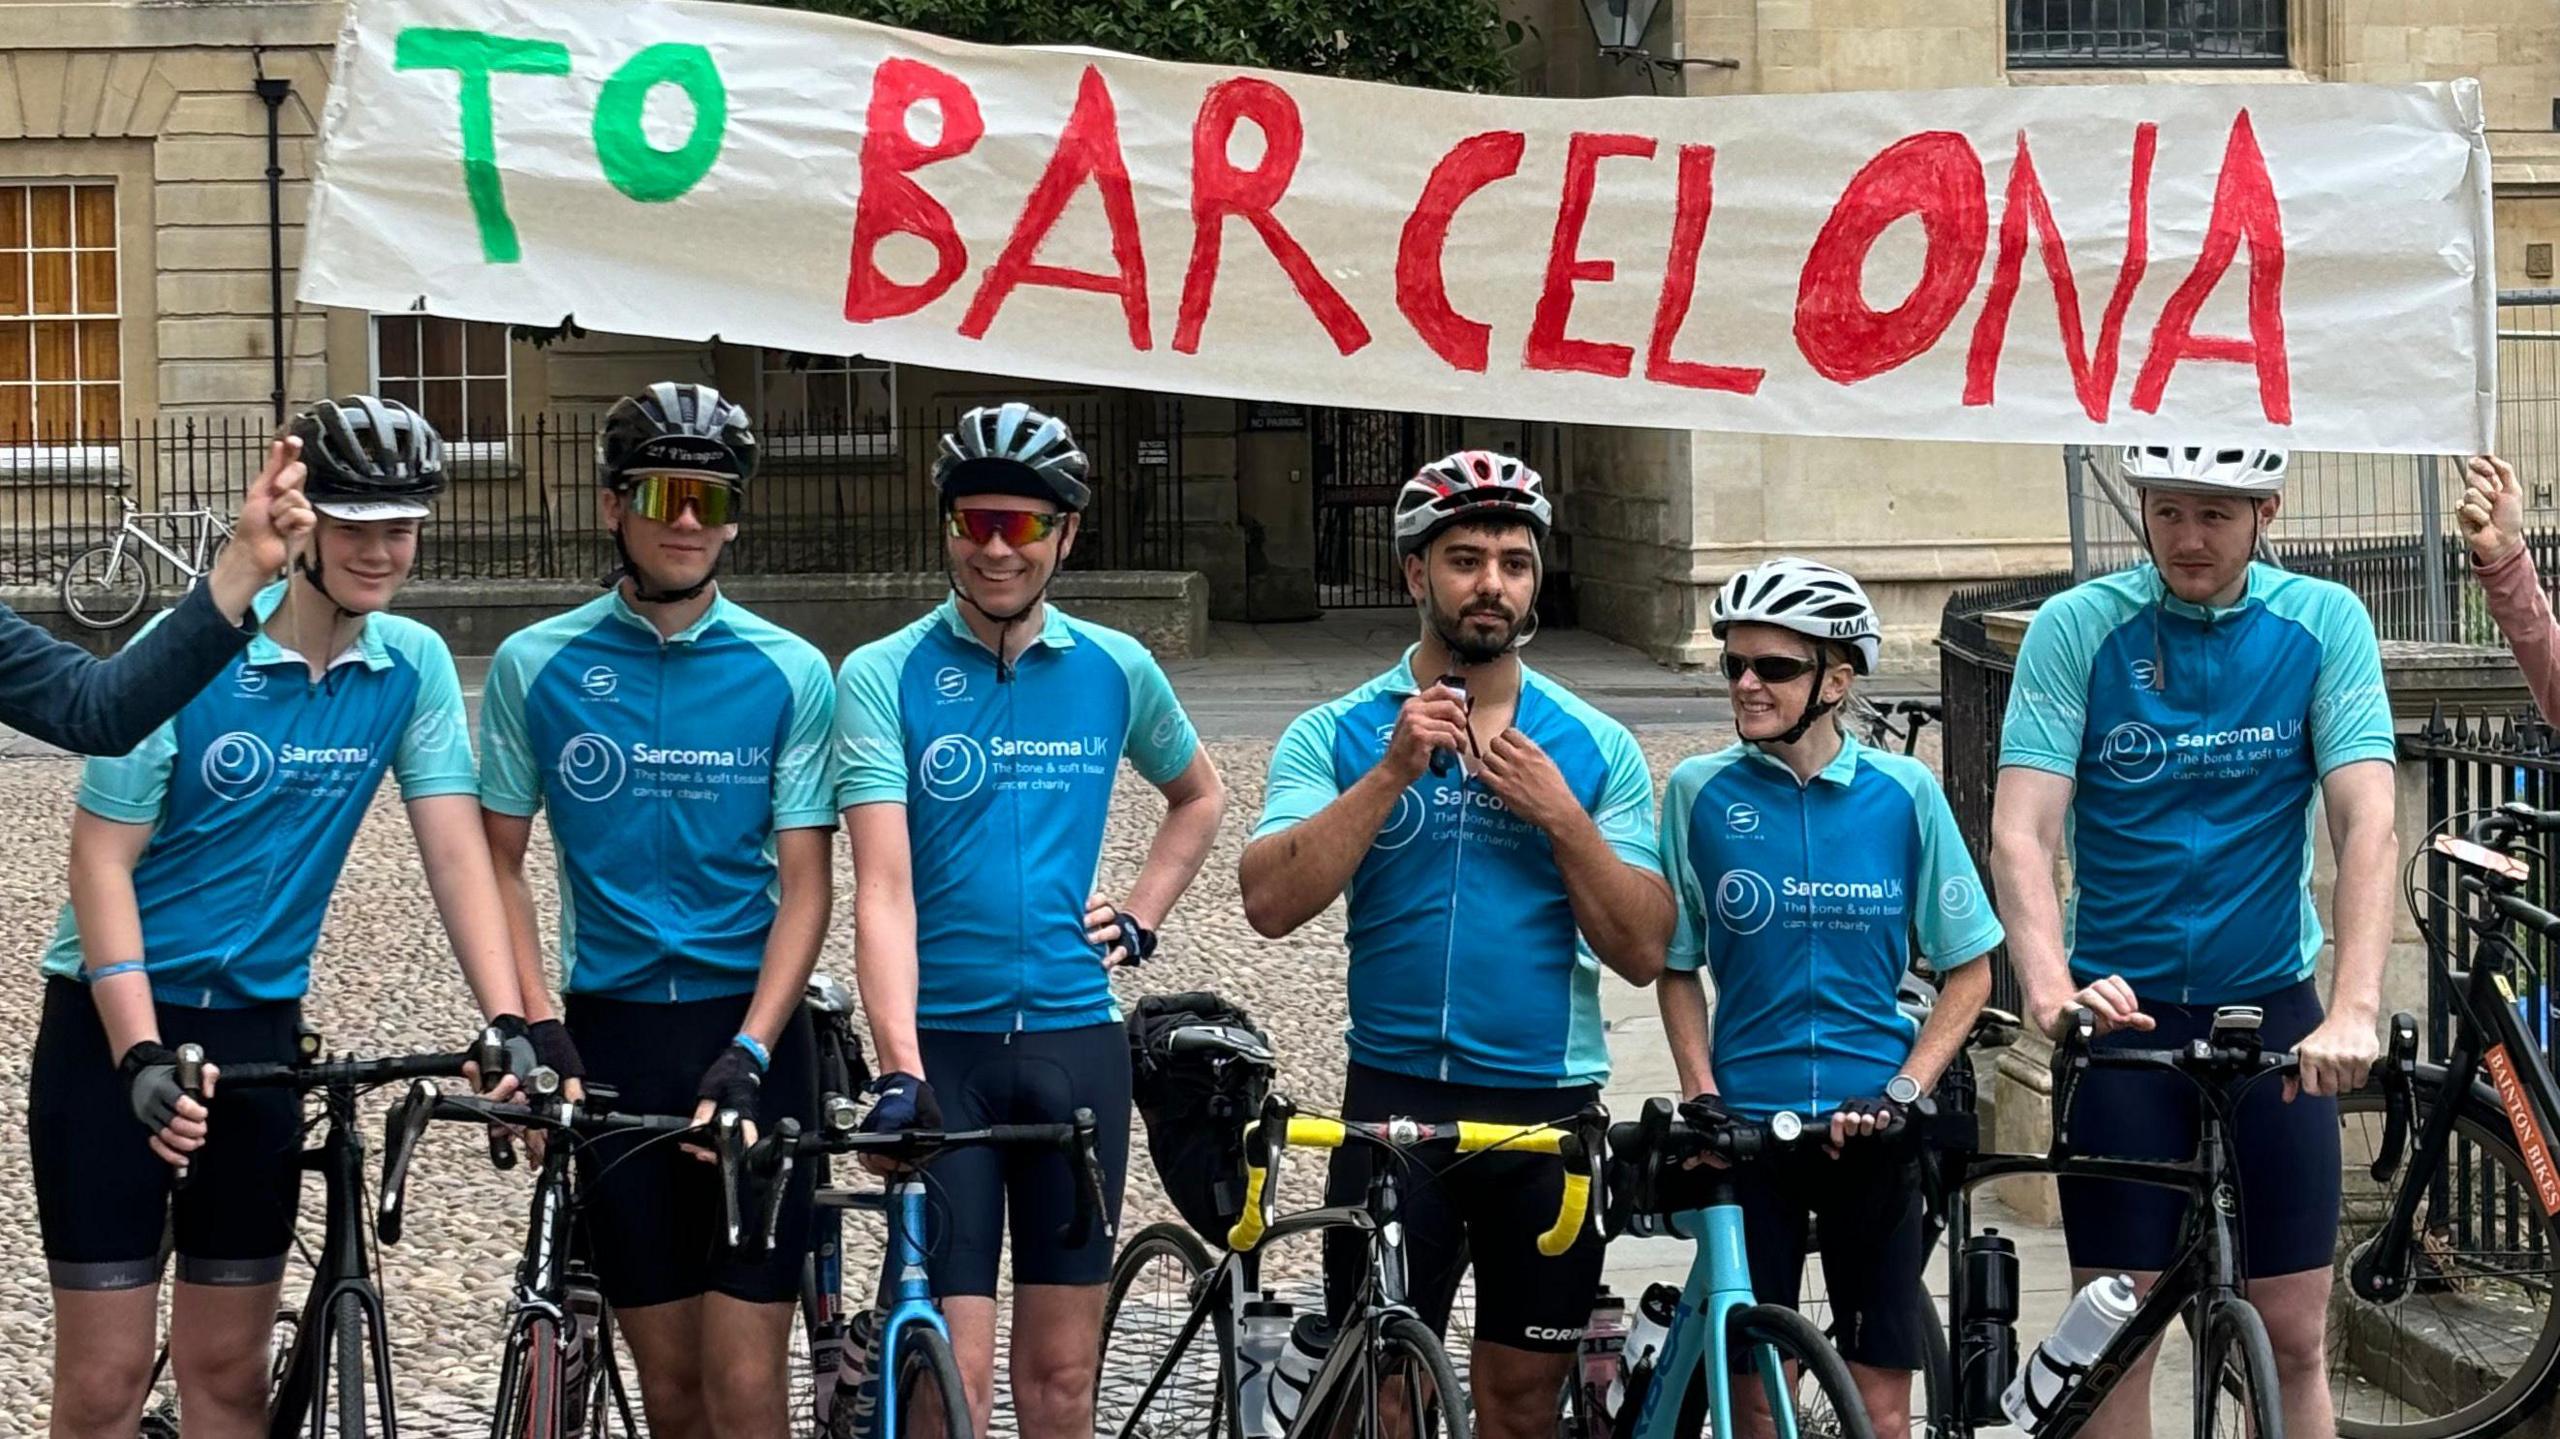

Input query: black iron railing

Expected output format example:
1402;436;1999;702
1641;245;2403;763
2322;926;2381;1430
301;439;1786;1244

0;403;1185;591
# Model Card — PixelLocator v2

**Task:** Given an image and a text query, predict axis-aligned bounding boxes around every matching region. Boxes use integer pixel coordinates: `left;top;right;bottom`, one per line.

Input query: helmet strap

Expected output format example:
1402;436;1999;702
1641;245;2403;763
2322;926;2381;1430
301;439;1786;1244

946;567;1048;684
1747;642;1842;749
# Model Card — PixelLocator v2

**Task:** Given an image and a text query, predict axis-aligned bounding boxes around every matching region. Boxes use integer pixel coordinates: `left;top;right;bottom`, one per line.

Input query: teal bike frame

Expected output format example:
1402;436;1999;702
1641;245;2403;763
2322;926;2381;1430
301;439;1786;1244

866;1178;951;1438
1627;1204;1801;1439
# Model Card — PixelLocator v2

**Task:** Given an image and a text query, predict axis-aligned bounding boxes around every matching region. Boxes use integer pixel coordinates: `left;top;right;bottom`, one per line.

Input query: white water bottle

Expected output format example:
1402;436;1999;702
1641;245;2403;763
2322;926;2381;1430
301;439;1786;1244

1236;1301;1294;1439
2003;1276;2138;1432
1269;1313;1335;1429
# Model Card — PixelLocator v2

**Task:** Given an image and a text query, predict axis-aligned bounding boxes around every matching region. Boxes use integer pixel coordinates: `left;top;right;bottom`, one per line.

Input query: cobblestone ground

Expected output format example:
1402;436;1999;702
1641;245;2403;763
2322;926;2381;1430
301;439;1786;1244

0;725;1764;1435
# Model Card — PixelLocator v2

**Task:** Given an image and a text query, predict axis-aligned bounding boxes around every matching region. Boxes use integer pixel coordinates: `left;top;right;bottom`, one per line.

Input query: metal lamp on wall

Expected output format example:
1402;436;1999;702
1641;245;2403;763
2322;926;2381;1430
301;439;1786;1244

1579;0;1738;85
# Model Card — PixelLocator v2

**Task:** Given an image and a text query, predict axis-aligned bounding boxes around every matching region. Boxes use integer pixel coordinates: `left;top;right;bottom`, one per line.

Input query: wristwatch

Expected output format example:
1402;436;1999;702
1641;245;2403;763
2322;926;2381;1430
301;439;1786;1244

1885;1073;1923;1106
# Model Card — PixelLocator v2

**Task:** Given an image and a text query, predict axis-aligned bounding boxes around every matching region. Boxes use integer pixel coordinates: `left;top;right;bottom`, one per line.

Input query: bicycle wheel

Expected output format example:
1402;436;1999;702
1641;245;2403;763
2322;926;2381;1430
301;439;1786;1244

2332;1077;2560;1439
892;1323;975;1439
1363;1311;1473;1439
1730;1303;1876;1439
1097;1222;1232;1439
2199;1301;2284;1439
1798;1281;1944;1439
332;1291;369;1439
494;1315;566;1439
60;542;148;628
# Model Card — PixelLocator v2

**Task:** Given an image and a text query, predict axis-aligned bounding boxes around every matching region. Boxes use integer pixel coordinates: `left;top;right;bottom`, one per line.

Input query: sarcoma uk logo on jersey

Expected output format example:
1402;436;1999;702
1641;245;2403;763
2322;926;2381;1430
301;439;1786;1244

558;733;629;803
920;735;990;801
1715;869;1778;935
2099;721;2171;784
201;731;277;801
1373;788;1426;850
1938;876;1984;920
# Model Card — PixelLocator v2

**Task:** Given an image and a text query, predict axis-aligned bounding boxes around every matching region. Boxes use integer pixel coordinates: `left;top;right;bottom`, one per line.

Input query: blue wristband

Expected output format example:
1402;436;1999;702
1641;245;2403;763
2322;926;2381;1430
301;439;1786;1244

733;1032;771;1071
85;961;146;984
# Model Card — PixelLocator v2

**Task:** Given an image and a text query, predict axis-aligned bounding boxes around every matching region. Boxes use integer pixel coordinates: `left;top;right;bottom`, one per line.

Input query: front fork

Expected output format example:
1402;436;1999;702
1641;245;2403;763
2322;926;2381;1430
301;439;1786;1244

1629;1207;1795;1439
272;1091;401;1438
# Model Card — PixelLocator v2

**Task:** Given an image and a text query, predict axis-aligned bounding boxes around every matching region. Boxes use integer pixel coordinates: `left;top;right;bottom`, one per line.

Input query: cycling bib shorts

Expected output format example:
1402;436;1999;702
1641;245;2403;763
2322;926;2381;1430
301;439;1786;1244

912;1023;1132;1294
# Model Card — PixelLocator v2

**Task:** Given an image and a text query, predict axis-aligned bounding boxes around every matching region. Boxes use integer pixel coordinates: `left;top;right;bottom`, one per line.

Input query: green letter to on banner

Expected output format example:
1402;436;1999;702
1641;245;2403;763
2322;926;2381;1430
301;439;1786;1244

394;28;574;264
594;44;727;204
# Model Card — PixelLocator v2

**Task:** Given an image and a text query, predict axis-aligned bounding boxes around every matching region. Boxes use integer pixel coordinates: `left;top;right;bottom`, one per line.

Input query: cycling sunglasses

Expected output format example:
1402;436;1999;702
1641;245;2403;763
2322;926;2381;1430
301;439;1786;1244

947;508;1066;548
1721;651;1822;685
625;472;740;527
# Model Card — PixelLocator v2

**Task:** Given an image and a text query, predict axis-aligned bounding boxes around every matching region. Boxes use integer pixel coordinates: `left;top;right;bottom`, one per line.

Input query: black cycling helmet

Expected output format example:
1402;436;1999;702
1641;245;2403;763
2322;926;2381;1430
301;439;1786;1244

934;402;1091;512
291;395;445;520
596;381;757;490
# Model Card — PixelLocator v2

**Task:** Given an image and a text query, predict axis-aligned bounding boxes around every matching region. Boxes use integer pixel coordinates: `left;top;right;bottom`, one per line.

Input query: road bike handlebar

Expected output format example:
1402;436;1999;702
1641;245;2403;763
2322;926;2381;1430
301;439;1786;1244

1227;1096;1604;1258
720;1110;1111;1259
375;1079;702;1245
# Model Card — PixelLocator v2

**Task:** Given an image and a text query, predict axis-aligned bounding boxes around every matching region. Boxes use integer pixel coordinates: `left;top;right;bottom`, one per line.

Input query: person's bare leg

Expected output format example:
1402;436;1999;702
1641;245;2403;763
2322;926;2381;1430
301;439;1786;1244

2246;1267;2337;1439
1469;1339;1576;1439
616;1298;711;1439
1849;1363;1914;1439
696;1293;795;1439
166;1279;289;1439
1011;1284;1110;1437
48;1285;159;1439
940;1294;1001;1437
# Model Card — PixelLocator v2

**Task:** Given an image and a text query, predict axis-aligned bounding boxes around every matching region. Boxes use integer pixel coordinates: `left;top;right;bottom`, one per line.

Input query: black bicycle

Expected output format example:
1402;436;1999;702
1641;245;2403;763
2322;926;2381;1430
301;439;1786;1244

132;1026;516;1439
1920;1003;2421;1439
2328;798;2560;1438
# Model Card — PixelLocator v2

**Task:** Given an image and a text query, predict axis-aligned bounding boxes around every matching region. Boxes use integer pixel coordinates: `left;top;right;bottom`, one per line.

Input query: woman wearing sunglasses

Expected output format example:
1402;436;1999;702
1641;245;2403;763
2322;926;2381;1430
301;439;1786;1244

1651;557;2000;1439
833;401;1225;1438
474;382;838;1439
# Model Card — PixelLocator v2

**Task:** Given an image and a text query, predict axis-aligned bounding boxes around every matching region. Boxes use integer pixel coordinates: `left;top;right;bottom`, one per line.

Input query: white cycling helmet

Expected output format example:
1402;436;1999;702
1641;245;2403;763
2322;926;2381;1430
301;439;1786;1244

1392;450;1553;559
2119;444;2288;497
1710;557;1882;675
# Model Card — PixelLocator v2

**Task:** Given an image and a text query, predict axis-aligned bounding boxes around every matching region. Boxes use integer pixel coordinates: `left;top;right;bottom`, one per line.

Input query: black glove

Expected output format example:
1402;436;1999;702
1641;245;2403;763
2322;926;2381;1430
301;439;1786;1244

1677;1092;1732;1134
528;1018;586;1082
1099;904;1159;966
482;1014;541;1091
859;1072;942;1134
697;1043;765;1127
1832;1095;1908;1138
119;1040;186;1134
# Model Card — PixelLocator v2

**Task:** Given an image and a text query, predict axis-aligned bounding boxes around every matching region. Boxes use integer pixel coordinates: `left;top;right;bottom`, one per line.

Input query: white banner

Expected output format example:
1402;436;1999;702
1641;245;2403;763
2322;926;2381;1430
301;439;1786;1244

301;0;2498;453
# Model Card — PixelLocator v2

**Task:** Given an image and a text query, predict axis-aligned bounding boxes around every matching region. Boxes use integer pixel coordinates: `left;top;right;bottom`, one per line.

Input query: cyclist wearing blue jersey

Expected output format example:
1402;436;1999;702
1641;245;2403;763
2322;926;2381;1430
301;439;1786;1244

1991;444;2398;1439
1239;451;1672;1439
28;396;537;1439
836;402;1225;1438
1657;558;2001;1439
479;383;837;1439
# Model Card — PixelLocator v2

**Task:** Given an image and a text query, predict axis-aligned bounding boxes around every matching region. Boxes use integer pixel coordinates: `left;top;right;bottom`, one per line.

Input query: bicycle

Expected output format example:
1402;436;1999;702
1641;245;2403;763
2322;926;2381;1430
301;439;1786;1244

735;1088;1112;1438
134;1025;514;1438
61;485;233;629
1844;697;1940;758
1096;1072;1607;1439
1597;1098;1879;1439
2326;798;2560;1438
1920;1003;2422;1439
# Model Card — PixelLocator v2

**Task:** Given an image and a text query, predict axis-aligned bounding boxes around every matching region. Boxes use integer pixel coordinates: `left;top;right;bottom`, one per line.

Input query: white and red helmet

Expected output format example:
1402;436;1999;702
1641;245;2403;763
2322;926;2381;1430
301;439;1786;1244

1392;450;1553;559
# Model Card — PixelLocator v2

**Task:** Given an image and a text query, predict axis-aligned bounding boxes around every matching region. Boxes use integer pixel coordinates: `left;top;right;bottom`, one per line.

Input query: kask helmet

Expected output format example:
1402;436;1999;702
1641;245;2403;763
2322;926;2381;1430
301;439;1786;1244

1710;557;1882;675
936;403;1091;512
597;382;757;490
2119;444;2288;497
291;395;446;521
1392;451;1552;560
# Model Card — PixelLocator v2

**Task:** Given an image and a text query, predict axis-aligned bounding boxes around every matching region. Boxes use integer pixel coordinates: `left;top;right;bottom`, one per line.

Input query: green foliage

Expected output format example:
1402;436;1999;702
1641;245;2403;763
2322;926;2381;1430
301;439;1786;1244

727;0;1523;93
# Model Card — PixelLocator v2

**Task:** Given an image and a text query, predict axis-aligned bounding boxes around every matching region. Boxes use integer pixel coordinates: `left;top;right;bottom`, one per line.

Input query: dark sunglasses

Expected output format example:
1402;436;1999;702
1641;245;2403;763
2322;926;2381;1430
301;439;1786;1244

947;509;1065;548
1721;652;1821;685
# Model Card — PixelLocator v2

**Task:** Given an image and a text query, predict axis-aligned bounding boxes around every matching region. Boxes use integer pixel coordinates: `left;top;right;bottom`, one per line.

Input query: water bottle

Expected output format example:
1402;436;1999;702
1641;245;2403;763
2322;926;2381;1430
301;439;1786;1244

1610;1283;1680;1425
2003;1276;2139;1433
1236;1300;1294;1439
1269;1312;1336;1429
1959;1232;2020;1425
561;1281;604;1428
830;1307;882;1439
1579;1287;1628;1432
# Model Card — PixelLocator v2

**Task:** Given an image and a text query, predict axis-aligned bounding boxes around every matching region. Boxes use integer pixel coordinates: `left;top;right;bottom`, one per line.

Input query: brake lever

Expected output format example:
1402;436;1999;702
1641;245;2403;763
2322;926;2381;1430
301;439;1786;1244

173;1044;206;1190
1060;1107;1110;1248
475;1027;517;1173
377;1078;440;1245
755;1118;803;1256
2375;1012;2420;1184
2049;1006;2096;1161
716;1110;747;1250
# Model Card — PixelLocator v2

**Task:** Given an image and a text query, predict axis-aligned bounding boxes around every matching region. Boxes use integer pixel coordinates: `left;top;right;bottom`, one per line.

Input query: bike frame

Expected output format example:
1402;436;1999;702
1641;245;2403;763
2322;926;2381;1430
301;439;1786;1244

2354;925;2560;1301
1625;1201;1800;1439
867;1179;955;1438
109;495;231;578
268;1081;402;1439
492;1103;634;1439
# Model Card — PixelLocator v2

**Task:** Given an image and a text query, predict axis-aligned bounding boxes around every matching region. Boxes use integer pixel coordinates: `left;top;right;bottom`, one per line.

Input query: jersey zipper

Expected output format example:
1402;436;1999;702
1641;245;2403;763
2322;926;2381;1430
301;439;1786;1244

1002;645;1026;1034
659;638;678;1004
1798;772;1821;1113
1437;762;1470;1082
2182;613;2212;1004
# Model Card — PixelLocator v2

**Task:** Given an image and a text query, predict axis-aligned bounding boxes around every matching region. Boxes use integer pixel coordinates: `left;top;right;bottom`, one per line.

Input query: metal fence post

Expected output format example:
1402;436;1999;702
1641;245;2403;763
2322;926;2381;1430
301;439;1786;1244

2063;444;2090;584
2419;453;2450;642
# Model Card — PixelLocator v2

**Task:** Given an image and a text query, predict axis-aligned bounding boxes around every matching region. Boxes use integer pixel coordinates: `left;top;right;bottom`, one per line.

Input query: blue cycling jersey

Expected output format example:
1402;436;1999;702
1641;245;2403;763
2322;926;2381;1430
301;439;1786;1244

1254;650;1658;1088
40;583;478;1007
834;598;1200;1033
478;589;838;1003
2001;562;2395;1004
1659;736;2002;1120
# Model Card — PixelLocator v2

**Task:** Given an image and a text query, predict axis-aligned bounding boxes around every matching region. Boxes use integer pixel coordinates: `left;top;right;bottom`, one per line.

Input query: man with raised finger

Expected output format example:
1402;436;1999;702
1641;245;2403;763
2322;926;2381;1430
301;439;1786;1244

1989;444;2398;1439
